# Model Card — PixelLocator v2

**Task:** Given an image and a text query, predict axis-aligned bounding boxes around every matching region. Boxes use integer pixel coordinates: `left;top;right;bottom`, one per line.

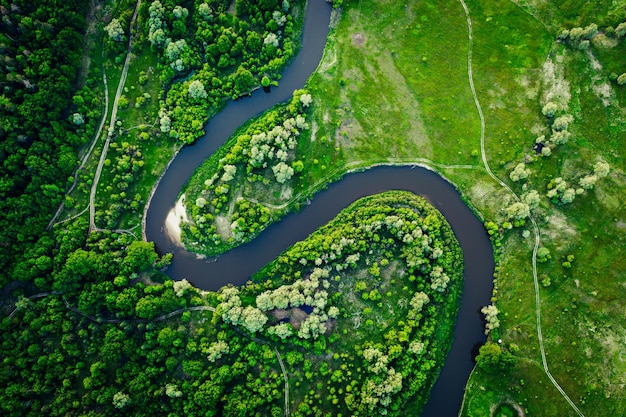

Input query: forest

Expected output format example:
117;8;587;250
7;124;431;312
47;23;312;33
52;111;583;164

1;190;464;416
2;0;625;416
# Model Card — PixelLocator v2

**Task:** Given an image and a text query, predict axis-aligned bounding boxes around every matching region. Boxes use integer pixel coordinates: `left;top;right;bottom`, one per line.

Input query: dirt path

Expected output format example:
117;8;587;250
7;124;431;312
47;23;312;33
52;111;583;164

273;347;290;417
89;0;142;232
47;57;110;230
458;1;585;416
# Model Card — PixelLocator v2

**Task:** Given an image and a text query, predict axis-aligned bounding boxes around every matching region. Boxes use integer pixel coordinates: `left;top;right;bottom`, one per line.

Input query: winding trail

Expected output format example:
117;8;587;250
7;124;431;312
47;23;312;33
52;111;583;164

47;54;110;230
7;291;63;319
458;1;585;416
63;297;215;324
89;0;141;232
6;290;215;324
274;347;290;417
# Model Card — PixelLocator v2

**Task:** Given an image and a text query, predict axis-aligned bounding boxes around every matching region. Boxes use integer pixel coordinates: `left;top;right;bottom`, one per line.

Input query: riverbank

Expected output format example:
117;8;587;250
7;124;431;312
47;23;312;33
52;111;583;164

164;194;187;247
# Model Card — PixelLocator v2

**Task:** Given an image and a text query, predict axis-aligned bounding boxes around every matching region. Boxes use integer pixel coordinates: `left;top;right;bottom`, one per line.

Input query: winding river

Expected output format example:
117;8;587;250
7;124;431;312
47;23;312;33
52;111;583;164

144;0;494;415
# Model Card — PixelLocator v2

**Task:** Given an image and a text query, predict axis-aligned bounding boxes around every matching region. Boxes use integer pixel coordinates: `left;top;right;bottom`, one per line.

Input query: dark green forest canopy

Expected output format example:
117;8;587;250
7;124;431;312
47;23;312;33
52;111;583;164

0;0;96;284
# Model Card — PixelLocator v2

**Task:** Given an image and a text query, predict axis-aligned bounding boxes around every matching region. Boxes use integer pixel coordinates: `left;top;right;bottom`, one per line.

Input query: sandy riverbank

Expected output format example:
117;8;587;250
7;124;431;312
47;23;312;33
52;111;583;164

164;194;188;247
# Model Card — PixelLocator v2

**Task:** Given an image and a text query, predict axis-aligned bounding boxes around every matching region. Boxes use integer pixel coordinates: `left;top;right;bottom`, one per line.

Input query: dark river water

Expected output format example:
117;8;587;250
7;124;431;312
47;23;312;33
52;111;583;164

144;1;494;415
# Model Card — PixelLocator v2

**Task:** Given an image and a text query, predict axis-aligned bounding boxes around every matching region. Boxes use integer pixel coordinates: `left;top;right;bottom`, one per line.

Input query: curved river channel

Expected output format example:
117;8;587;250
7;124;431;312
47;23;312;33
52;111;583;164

144;1;494;415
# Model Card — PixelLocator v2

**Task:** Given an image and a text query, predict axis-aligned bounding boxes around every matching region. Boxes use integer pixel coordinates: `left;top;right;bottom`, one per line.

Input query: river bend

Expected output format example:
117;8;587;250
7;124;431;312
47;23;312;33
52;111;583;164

144;1;494;415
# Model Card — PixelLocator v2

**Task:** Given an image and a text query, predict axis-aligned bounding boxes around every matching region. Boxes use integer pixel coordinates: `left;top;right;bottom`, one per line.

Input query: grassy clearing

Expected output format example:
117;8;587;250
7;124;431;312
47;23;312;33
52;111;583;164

308;0;476;165
95;44;178;230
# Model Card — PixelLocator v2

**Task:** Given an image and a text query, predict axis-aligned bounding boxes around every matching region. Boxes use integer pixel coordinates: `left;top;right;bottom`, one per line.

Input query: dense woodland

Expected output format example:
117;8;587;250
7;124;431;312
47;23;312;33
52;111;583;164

0;0;99;286
1;191;464;416
147;0;308;144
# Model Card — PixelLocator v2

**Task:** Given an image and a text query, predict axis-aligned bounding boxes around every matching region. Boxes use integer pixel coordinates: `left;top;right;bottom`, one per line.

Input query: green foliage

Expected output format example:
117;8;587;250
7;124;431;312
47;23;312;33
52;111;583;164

476;342;516;374
105;18;125;42
149;0;306;144
181;90;311;254
536;247;551;263
250;191;464;416
0;0;93;284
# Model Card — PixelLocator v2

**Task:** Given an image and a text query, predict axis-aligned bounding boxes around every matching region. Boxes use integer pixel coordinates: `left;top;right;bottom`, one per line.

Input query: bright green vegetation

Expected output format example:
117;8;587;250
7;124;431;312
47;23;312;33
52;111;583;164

214;190;464;415
60;0;312;231
0;191;462;416
180;90;313;254
301;1;626;415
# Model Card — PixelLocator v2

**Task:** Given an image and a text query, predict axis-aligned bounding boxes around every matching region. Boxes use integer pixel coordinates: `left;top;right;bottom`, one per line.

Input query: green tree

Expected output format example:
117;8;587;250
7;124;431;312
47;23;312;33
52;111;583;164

188;80;208;99
476;342;516;374
105;18;125;42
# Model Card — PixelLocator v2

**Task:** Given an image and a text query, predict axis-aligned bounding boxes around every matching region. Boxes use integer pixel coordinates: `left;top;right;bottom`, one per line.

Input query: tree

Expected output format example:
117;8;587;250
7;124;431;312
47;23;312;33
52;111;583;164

476;342;516;374
232;66;255;96
541;102;557;117
72;113;85;125
207;340;230;362
120;241;158;275
593;161;610;178
537;247;551;263
579;175;598;190
256;291;274;311
617;73;626;85
552;114;572;131
240;306;267;333
188;80;207;99
561;188;576;204
409;291;429;313
522;190;541;208
165;39;187;62
264;33;279;47
481;304;500;335
198;3;213;21
509;162;530;182
269;323;293;339
505;202;530;220
429;266;449;292
221;165;236;182
272;162;294;183
173;279;192;297
113;391;131;408
105;19;125;42
300;93;313;107
172;6;188;19
165;383;183;398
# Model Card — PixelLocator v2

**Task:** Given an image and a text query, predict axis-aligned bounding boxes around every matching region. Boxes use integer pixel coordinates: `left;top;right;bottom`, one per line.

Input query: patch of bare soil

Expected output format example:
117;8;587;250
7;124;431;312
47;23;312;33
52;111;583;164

352;33;366;47
272;309;289;321
286;307;310;330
